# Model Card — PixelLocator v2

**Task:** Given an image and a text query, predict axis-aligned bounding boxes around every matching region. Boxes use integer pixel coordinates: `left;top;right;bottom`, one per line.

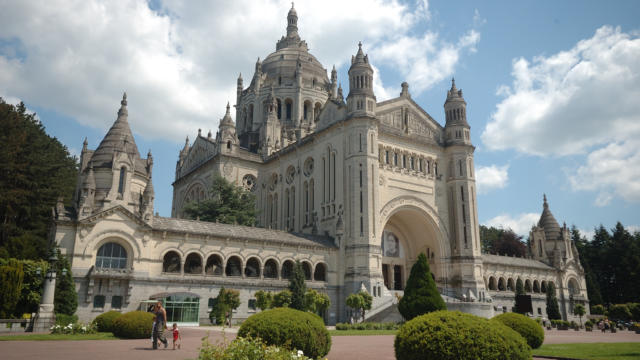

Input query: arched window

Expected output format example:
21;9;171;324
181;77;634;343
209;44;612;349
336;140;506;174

163;251;181;273
533;280;540;293
498;277;506;291
281;260;294;279
507;278;514;291
184;253;203;274
96;242;127;269
264;259;278;279
227;141;231;149
205;254;223;275
314;263;327;281
568;278;580;295
314;102;321;121
245;257;261;278
276;99;282;119
541;281;547;293
525;279;532;293
117;167;126;196
225;256;242;277
302;262;312;280
488;276;497;290
285;99;292;121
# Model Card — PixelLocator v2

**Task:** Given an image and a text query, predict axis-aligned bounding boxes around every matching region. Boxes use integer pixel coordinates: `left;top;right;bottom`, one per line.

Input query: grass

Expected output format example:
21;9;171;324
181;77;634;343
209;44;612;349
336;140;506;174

329;329;397;336
0;332;117;341
533;342;640;360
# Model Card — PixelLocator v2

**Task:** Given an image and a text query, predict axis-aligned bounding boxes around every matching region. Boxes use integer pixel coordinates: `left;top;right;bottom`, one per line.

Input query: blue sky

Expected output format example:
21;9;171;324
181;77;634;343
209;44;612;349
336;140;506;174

1;0;639;237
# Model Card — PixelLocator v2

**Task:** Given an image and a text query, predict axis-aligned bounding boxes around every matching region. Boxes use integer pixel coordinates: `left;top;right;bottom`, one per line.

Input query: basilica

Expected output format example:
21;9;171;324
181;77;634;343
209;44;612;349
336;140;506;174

53;5;589;325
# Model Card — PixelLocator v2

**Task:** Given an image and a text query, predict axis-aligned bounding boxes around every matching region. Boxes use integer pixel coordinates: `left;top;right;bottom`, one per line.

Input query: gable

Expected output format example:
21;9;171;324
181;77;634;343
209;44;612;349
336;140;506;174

315;100;347;132
182;136;217;175
376;97;443;143
79;204;151;230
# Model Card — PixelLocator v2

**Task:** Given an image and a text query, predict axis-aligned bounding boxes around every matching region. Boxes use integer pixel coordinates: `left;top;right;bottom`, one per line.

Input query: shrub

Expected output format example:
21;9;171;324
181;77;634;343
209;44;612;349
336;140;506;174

334;322;400;331
112;311;154;339
493;313;544;349
198;336;312;360
591;304;605;315
394;311;531;360
398;253;446;321
55;313;78;326
609;304;632;321
238;307;331;359
93;310;122;332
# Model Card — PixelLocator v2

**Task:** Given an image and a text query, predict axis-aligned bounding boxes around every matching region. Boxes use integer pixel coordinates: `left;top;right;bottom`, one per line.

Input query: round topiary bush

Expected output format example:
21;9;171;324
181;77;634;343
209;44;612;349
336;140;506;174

394;311;531;360
492;312;544;349
112;311;154;339
93;310;122;333
238;307;331;359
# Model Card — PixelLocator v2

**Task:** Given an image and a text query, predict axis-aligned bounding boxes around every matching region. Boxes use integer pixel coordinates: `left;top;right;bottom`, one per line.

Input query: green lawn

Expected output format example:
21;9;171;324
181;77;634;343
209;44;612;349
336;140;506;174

0;332;117;341
533;342;640;360
329;329;397;336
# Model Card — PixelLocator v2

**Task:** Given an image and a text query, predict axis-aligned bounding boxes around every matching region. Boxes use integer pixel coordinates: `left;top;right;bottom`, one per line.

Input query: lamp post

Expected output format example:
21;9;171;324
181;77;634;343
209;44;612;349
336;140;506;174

33;252;60;332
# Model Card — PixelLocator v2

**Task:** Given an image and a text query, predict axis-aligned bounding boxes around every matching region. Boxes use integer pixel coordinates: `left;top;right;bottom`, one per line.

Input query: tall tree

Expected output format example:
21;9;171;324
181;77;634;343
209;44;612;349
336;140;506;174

0;259;24;318
546;282;561;320
54;252;77;316
0;99;78;260
289;261;307;311
515;278;525;296
479;225;526;257
183;175;256;226
398;253;446;320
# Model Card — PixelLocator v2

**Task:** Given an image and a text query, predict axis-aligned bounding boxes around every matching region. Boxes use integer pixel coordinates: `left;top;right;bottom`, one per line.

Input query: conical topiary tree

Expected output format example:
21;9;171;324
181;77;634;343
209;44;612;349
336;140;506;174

398;253;446;320
546;282;561;320
515;278;525;296
289;261;307;311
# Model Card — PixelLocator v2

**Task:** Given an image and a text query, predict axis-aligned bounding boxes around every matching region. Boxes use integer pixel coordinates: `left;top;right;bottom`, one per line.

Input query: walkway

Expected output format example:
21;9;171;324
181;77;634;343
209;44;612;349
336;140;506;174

0;327;638;360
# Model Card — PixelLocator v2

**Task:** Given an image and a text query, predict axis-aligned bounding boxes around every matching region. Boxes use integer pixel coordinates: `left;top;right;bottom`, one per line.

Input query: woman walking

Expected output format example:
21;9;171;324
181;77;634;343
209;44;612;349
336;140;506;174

152;300;168;349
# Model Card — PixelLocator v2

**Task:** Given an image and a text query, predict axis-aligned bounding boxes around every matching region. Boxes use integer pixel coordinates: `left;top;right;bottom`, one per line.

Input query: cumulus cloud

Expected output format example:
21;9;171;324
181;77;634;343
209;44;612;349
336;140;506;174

482;26;640;203
484;213;540;237
0;0;478;141
475;164;509;194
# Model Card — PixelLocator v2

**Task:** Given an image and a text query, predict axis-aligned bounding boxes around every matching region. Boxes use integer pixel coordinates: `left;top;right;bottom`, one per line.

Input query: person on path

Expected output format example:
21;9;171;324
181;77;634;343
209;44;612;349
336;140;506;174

152;300;168;349
150;304;157;343
172;323;181;350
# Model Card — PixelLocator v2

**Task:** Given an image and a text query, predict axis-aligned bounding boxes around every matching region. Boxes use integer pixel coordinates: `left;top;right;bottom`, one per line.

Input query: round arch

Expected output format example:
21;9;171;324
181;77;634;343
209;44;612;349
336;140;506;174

245;257;261;278
567;277;580;295
533;280;540;293
524;279;532;293
314;262;327;282
507;278;515;291
205;254;223;276
281;259;295;279
498;277;506;291
163;251;182;273
301;261;312;280
85;230;141;266
225;255;243;277
184;252;203;274
263;258;279;279
488;276;497;290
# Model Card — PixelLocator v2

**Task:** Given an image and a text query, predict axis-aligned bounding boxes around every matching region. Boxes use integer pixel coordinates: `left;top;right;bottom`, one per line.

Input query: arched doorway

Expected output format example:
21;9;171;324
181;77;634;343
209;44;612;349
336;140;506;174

380;205;445;291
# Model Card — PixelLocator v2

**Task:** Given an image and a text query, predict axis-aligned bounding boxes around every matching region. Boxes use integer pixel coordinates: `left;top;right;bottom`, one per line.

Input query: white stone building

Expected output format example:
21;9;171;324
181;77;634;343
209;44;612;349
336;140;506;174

53;5;588;325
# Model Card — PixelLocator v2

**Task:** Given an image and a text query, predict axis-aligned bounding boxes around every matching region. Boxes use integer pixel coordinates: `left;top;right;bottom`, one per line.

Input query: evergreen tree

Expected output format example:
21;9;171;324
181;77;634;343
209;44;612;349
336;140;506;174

398;253;446;320
289;261;307;311
479;225;526;257
54;252;77;316
546;282;561;320
515;278;525;295
0;259;24;318
0;99;78;260
183;175;256;226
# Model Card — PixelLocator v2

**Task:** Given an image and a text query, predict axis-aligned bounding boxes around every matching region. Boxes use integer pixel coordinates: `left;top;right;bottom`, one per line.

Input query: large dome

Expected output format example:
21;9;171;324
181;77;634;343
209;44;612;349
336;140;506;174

262;46;329;84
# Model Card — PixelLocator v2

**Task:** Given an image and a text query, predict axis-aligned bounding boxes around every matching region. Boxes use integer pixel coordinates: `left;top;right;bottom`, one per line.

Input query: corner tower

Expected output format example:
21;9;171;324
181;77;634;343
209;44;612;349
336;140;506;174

346;42;376;118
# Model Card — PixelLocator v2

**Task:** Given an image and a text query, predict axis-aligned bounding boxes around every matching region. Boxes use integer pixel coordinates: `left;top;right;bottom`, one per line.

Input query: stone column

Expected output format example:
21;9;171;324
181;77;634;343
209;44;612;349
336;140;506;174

33;254;58;332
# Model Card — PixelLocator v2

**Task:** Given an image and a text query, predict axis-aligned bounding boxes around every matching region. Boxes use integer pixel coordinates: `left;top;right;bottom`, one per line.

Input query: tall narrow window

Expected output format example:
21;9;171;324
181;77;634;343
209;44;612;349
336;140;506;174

332;153;336;201
291;187;295;230
459;160;463;176
118;167;126;196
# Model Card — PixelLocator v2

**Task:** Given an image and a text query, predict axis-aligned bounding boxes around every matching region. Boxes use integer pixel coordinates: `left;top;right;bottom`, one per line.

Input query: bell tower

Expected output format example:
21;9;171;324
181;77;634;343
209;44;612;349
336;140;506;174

346;42;376;118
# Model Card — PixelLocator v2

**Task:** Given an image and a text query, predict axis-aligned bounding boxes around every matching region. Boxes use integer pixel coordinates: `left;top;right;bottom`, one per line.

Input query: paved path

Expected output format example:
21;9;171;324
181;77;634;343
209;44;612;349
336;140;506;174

0;327;638;360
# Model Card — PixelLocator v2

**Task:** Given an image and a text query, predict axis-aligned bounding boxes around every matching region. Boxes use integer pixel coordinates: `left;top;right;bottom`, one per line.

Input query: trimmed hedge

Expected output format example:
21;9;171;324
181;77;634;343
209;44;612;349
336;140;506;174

93;310;122;333
238;307;331;359
55;313;78;326
335;322;399;330
492;312;544;349
112;311;154;339
394;311;531;360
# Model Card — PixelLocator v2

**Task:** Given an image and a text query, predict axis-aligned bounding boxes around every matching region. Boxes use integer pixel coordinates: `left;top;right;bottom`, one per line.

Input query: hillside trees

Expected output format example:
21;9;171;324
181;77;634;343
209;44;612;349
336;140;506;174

183;175;256;226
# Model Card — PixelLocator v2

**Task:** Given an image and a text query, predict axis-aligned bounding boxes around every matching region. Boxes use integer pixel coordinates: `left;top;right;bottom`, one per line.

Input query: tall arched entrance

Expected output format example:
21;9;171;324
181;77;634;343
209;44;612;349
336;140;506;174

380;205;447;292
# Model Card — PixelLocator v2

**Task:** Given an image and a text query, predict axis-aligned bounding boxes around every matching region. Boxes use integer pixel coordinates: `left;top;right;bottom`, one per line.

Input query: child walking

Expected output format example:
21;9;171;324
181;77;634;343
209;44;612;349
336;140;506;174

172;323;181;350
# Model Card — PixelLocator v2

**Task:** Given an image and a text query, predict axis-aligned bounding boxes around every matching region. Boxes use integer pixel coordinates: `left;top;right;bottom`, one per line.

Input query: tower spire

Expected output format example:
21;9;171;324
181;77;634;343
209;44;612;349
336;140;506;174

286;2;299;39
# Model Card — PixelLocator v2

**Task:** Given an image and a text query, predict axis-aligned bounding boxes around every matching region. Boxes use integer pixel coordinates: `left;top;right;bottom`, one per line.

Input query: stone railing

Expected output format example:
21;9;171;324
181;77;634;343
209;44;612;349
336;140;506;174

0;318;33;333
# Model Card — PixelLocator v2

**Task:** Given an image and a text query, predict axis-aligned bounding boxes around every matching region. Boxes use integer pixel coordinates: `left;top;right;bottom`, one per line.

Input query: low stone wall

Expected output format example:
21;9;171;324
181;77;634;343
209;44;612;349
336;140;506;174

446;301;495;318
0;319;32;333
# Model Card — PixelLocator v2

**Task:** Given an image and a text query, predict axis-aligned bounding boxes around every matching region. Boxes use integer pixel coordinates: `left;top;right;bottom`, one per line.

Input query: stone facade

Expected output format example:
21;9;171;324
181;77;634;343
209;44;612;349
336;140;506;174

54;5;588;325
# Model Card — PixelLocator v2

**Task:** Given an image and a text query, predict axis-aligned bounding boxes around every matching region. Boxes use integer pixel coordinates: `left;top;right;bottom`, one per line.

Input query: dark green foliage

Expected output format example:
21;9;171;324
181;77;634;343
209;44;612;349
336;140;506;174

0;257;47;317
112;311;154;339
591;304;605;315
0;99;78;260
394;311;531;360
304;288;331;317
608;304;632;321
515;278;525;296
345;291;372;322
183;175;256;226
335;322;399;330
272;290;292;308
55;313;78;326
573;304;586;326
546;282;561;320
479;225;527;257
254;290;273;311
0;259;24;318
493;312;544;349
238;307;331;358
210;287;241;325
398;253;446;320
627;303;640;321
93;310;122;332
54;252;77;316
289;261;307;311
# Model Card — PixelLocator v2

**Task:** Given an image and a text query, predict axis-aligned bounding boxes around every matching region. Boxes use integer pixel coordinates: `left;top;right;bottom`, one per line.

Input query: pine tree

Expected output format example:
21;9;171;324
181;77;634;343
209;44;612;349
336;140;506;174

0;99;78;260
54;251;77;316
183;175;256;226
515;278;525;295
289;261;307;311
0;259;24;318
398;253;446;320
546;282;561;320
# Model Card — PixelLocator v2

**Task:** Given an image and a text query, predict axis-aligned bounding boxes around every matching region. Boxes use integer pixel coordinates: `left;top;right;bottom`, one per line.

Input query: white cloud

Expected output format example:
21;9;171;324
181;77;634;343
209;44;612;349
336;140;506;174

475;164;509;194
0;0;479;140
484;213;539;237
482;26;640;203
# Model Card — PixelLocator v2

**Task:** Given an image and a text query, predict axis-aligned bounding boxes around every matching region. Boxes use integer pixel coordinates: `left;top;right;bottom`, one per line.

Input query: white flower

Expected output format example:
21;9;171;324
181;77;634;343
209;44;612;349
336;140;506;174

297;350;304;356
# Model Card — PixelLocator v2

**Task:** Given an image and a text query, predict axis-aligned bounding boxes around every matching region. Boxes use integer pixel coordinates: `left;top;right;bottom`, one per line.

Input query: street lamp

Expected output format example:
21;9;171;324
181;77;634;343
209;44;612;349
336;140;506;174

33;250;60;332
